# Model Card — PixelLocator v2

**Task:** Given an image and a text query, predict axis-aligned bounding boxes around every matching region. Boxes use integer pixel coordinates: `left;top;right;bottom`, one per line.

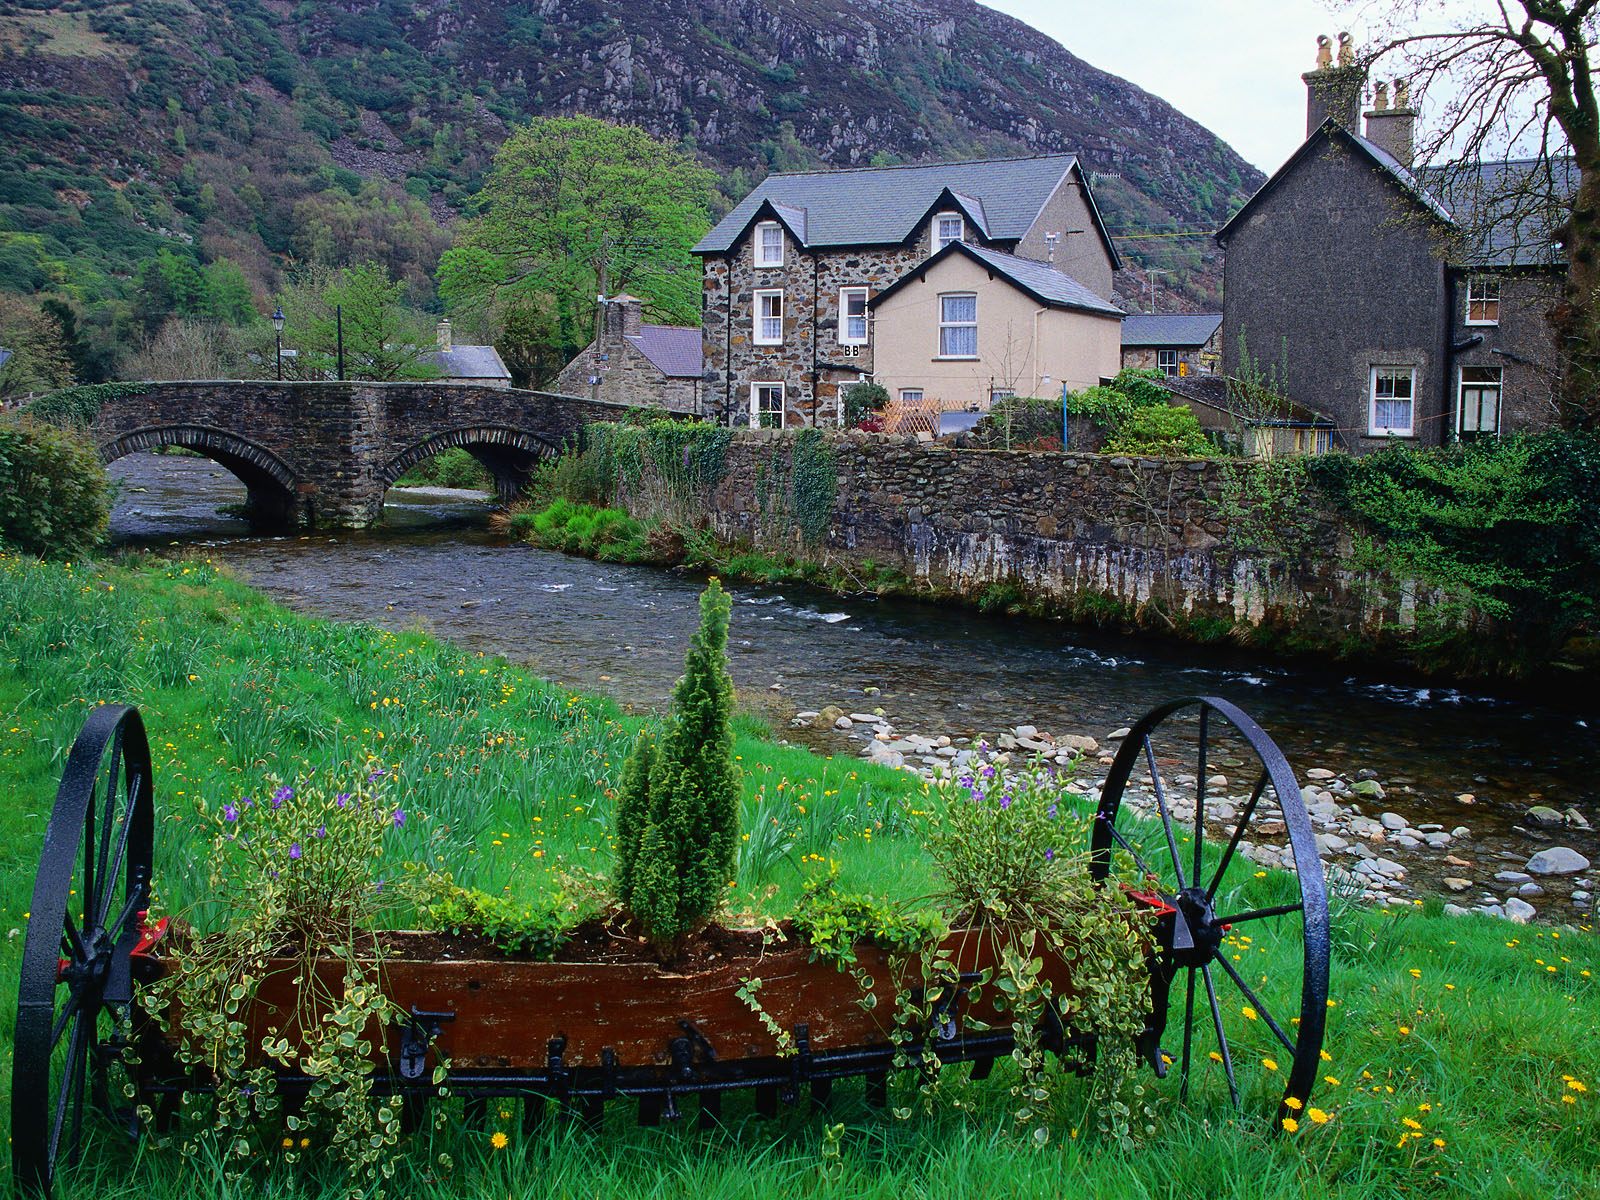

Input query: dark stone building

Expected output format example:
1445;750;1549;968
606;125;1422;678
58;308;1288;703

552;296;705;413
1121;313;1222;377
1218;51;1567;451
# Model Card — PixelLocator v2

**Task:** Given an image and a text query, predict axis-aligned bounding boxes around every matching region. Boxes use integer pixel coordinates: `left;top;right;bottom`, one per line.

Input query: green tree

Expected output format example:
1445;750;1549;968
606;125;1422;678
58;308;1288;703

440;115;714;372
0;295;75;403
1102;404;1214;458
613;579;740;956
277;263;440;382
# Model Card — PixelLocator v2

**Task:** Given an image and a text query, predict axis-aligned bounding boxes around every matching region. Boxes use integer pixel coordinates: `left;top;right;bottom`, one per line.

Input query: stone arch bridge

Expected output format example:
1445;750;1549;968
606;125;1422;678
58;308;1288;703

89;381;638;529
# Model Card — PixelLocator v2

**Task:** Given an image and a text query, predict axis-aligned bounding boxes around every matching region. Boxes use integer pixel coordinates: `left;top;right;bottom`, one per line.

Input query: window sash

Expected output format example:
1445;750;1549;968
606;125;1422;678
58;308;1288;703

939;293;977;357
1458;367;1502;434
1465;276;1500;325
754;290;784;344
1157;349;1178;376
840;288;868;343
755;223;784;267
751;383;785;429
1369;367;1415;434
900;389;924;403
934;213;964;250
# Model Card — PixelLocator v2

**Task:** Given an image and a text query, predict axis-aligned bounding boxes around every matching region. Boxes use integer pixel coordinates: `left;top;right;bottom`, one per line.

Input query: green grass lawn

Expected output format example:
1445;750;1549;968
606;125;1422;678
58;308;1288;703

1;551;1596;1198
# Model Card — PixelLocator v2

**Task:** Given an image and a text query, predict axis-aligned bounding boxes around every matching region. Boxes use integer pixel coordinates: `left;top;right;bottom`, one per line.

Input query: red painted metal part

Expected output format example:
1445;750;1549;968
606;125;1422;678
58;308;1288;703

55;913;170;984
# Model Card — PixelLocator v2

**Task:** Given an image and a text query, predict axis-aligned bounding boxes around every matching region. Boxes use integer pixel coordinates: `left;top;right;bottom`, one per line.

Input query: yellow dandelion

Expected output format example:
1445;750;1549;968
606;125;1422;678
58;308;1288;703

490;1131;509;1149
1398;1025;1411;1036
1282;1117;1299;1132
1263;1057;1279;1072
282;1137;294;1149
1567;1080;1588;1093
1402;1117;1422;1130
1562;1095;1577;1105
1307;1107;1330;1125
1283;1096;1302;1110
1208;1051;1223;1063
1242;1005;1258;1021
1432;1137;1446;1149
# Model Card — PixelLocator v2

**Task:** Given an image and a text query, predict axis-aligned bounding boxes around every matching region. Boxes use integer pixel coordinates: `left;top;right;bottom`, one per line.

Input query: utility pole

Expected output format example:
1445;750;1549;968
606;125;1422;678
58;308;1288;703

592;236;611;403
1144;270;1170;314
335;304;346;381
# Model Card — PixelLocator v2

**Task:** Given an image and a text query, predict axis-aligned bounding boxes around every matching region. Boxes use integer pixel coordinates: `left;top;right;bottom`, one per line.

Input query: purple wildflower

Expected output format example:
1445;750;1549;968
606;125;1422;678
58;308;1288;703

957;774;973;789
1045;848;1055;861
1047;804;1058;819
392;809;406;829
335;793;350;807
368;767;387;782
999;793;1012;809
222;804;239;823
271;786;292;808
972;790;986;805
981;765;996;780
289;843;302;860
315;824;326;838
241;796;253;808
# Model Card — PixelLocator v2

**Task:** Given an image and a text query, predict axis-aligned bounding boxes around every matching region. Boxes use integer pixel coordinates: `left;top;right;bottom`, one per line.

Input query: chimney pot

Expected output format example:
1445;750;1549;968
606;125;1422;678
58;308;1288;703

1364;79;1417;166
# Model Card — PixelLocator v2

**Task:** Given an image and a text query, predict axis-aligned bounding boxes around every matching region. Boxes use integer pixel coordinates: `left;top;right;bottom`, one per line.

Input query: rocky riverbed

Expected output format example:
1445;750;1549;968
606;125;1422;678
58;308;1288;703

792;705;1596;925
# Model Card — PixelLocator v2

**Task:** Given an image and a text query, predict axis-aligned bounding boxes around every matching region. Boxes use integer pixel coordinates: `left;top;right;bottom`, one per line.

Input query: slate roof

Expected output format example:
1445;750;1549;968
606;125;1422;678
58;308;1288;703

627;324;703;378
423;344;510;381
1121;313;1222;348
1160;373;1333;427
1219;120;1570;269
869;241;1123;317
695;154;1119;267
0;348;11;369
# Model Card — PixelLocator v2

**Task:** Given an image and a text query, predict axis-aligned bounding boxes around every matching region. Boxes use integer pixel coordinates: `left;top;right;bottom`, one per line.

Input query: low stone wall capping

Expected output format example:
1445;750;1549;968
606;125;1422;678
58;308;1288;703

700;429;1405;651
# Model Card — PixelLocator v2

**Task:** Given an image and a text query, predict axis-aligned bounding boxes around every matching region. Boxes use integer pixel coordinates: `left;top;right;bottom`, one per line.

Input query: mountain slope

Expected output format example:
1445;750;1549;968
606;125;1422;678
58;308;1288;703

0;0;1257;316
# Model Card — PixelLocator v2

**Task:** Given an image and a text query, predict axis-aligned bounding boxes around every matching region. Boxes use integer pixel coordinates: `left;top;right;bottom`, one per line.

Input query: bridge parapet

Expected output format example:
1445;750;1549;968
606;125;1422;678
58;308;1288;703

88;381;645;528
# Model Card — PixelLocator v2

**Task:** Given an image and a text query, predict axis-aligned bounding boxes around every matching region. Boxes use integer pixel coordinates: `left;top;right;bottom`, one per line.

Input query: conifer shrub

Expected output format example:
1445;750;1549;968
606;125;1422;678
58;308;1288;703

612;578;740;955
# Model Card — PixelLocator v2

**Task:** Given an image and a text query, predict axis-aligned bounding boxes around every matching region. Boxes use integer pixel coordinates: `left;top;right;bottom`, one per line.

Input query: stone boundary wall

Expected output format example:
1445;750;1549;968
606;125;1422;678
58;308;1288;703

701;430;1405;650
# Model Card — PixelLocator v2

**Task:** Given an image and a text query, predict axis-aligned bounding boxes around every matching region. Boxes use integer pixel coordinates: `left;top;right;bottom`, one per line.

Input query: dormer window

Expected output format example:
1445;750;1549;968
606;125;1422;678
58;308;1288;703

755;221;785;268
933;212;964;252
1465;275;1500;325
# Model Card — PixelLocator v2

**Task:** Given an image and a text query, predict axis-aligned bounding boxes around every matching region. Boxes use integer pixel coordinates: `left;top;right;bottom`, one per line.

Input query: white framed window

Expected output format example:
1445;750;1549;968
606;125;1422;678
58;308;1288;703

1368;366;1416;436
839;287;869;345
754;221;784;268
1458;365;1502;438
754;289;784;345
899;388;924;404
1157;349;1179;377
938;292;978;358
933;212;964;252
751;381;785;429
990;388;1015;405
1465;275;1500;325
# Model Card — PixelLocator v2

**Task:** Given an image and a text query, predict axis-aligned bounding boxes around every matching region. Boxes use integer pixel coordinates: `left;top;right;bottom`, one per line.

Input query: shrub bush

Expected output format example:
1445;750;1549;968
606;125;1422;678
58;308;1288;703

0;417;112;558
843;380;888;428
394;447;492;490
1102;404;1213;458
613;578;740;955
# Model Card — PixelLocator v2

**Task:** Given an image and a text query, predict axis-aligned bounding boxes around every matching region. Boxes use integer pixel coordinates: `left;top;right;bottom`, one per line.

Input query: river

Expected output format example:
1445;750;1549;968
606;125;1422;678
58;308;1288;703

107;452;1597;909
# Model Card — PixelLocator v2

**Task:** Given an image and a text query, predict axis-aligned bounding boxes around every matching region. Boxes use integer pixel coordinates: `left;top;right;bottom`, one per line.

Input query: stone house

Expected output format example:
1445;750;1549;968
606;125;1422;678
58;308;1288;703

551;296;705;412
1121;313;1221;377
422;320;511;388
693;154;1121;427
1218;48;1568;451
870;241;1123;413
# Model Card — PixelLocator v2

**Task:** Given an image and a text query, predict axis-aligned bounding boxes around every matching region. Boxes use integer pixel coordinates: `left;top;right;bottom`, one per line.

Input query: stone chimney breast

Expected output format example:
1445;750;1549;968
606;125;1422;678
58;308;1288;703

1302;33;1366;137
610;294;644;339
1364;77;1417;167
436;318;452;352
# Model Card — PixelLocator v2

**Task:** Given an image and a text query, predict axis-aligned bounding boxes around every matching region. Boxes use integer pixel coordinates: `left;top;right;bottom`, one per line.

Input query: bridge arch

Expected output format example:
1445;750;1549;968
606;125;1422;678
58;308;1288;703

381;425;560;503
101;424;306;528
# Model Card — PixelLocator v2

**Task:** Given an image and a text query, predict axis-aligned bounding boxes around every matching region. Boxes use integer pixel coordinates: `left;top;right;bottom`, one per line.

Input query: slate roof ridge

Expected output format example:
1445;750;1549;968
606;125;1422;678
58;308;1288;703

871;241;1122;316
758;152;1080;180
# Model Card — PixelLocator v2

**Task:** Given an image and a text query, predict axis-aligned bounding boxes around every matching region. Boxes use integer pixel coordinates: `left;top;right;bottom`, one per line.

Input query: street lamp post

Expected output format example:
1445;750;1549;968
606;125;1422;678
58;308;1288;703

271;307;285;381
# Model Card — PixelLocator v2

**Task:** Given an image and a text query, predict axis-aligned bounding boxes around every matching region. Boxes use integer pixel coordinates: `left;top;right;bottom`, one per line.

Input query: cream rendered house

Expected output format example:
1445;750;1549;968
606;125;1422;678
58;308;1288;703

869;241;1123;415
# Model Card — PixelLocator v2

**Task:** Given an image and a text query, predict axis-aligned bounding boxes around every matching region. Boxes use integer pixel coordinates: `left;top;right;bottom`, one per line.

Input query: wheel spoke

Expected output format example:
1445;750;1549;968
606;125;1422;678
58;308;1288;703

1142;736;1187;890
48;1011;88;1166
1100;816;1162;882
1202;965;1240;1108
104;889;146;948
1207;770;1268;901
1193;707;1208;884
1214;954;1297;1057
62;912;87;963
50;987;86;1047
1179;966;1196;1101
94;728;124;921
1215;901;1304;927
96;771;142;929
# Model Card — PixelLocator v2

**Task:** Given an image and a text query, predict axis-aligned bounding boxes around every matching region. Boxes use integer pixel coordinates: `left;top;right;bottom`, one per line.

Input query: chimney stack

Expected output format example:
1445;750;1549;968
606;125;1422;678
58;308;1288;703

608;294;644;339
1364;77;1417;167
436;318;452;352
1303;32;1365;137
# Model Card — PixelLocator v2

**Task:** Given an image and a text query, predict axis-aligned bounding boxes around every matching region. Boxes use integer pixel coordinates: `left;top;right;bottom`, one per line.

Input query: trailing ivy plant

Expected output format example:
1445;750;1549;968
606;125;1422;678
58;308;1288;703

788;427;837;545
26;380;148;428
138;773;414;1193
1306;431;1600;664
612;577;741;956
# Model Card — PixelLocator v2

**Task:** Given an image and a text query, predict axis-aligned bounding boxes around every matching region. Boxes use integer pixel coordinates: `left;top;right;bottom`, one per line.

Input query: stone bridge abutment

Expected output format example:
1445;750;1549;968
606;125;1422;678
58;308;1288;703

89;382;638;529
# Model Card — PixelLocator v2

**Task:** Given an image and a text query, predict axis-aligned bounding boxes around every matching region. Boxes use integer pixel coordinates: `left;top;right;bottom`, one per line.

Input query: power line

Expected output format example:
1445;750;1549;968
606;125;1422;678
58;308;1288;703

1111;230;1218;240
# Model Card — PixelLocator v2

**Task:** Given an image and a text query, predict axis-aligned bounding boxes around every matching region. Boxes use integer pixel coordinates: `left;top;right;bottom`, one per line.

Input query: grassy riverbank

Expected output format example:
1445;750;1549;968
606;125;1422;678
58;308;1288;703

0;553;1596;1198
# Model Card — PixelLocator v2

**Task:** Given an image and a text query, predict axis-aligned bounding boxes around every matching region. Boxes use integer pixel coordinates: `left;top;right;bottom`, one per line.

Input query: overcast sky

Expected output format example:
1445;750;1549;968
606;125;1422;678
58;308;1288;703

987;0;1353;174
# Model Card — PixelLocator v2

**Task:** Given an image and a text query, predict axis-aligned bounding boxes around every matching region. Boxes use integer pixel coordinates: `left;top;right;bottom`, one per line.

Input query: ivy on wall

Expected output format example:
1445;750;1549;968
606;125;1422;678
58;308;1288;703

27;381;148;428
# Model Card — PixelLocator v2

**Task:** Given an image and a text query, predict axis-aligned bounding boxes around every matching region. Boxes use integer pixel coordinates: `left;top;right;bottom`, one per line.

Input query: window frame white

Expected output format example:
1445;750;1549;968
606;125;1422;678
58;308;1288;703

1368;365;1417;437
899;388;924;404
937;291;978;359
753;288;784;346
933;211;965;252
750;381;786;429
754;221;785;269
1465;274;1500;326
839;286;869;345
1457;365;1503;437
1157;348;1179;377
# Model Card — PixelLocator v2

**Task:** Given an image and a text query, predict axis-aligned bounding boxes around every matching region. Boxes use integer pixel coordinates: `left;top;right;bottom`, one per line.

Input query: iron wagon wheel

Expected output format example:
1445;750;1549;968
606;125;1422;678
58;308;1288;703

13;705;155;1197
1088;696;1329;1124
